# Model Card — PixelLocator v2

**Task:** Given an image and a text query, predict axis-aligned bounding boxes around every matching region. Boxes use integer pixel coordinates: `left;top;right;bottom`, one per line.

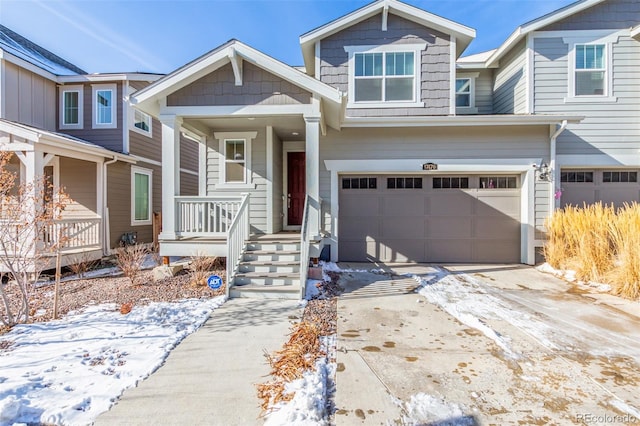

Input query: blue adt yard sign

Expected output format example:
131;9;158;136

207;275;223;290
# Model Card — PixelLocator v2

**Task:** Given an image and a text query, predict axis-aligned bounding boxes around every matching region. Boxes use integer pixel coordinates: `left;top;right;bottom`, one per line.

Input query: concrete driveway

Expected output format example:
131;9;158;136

334;263;640;425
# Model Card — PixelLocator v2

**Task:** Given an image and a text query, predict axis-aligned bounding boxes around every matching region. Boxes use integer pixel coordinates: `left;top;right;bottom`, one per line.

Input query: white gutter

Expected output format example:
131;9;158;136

102;156;119;254
549;120;568;214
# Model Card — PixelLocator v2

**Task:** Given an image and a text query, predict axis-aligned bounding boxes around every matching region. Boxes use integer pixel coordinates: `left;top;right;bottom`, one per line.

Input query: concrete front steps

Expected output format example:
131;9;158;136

230;234;302;299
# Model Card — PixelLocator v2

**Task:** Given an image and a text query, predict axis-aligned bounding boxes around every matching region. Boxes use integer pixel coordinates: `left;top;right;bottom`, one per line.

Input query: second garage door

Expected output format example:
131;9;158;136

339;175;521;263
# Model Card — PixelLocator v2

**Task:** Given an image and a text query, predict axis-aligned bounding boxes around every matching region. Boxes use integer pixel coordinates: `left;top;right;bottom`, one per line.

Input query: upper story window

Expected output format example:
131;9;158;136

563;31;620;103
59;85;83;130
345;43;426;109
455;79;471;107
575;44;605;96
92;84;117;129
214;131;257;189
131;109;152;137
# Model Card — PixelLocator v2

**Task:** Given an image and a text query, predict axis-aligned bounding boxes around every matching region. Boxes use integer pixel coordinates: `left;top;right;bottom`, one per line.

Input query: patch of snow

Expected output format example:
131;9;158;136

0;296;225;425
263;334;336;426
537;263;612;292
399;393;474;426
305;279;323;300
608;398;640;419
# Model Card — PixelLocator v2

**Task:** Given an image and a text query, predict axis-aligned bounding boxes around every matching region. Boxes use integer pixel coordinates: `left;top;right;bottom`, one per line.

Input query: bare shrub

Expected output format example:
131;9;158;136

68;252;100;279
115;244;148;286
188;255;223;287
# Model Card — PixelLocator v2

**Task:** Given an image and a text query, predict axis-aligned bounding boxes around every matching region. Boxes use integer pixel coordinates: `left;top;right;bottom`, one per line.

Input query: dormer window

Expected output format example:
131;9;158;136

345;44;426;109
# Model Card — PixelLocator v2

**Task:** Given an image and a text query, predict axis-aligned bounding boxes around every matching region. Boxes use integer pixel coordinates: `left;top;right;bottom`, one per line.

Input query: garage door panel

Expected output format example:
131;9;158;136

427;217;472;239
382;195;426;216
380;240;425;262
381;217;425;239
561;187;597;207
599;188;640;208
340;196;380;217
427;240;473;263
339;240;384;262
339;218;379;239
474;241;521;263
474;217;521;239
476;194;520;216
430;192;474;216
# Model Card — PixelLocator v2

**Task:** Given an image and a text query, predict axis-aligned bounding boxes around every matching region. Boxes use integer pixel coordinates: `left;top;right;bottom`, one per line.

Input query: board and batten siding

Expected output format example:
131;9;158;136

540;0;640;32
205;128;268;234
533;35;640;157
57;82;124;153
318;126;550;236
2;61;56;131
59;157;97;218
493;40;527;114
319;13;451;117
167;62;312;107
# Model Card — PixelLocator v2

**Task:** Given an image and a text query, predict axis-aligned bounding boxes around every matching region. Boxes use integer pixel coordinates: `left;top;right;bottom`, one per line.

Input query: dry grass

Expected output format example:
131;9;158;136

544;202;640;299
115;244;148;286
68;252;100;279
188;255;225;287
256;321;322;414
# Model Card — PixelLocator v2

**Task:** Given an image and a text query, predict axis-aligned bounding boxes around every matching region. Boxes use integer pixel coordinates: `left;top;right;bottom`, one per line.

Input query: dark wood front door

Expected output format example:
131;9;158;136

287;152;306;226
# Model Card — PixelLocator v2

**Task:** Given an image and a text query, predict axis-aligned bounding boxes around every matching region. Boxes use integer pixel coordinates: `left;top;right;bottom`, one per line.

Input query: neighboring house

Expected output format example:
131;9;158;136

0;25;200;271
126;0;637;298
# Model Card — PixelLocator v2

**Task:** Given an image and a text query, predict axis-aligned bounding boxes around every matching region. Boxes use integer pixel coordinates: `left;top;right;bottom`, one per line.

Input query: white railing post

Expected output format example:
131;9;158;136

225;193;250;297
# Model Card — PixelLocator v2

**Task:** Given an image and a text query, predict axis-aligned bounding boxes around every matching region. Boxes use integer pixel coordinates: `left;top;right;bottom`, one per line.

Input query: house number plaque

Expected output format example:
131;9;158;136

422;163;438;171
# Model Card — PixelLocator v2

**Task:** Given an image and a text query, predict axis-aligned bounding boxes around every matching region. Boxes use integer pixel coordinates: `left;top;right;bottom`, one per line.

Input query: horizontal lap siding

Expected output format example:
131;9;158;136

493;40;527;114
167;63;311;106
475;69;495;115
319;126;549;235
59;82;123;153
129;115;161;162
180;172;198;196
534;180;551;240
534;36;640;157
205;128;268;234
180;134;199;173
320;13;451;116
3;62;56;131
59;157;97;218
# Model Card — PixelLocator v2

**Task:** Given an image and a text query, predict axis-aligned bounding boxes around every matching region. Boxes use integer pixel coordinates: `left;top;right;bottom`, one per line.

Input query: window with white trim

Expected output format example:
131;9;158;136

345;44;426;108
92;84;117;129
131;109;152;136
131;166;152;225
455;78;471;107
574;44;606;96
59;85;83;129
214;131;257;188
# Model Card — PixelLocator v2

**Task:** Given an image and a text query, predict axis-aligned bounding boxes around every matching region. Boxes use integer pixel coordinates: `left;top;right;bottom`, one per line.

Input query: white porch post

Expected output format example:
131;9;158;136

159;115;182;240
304;115;321;237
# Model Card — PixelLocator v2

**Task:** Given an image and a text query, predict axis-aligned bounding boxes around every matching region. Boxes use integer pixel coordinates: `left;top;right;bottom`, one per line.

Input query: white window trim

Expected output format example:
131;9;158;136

92;83;117;129
563;32;620;103
130;107;153;137
455;72;479;114
131;166;153;226
344;43;427;109
59;85;83;130
214;131;257;190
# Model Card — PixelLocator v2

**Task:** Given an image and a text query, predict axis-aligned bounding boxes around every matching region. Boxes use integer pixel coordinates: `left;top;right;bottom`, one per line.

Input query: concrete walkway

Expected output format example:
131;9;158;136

334;263;640;425
95;298;301;426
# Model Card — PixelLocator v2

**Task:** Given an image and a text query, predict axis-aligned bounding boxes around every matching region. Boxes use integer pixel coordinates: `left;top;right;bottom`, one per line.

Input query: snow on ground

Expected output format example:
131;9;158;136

398;393;475;426
0;296;225;426
536;262;612;292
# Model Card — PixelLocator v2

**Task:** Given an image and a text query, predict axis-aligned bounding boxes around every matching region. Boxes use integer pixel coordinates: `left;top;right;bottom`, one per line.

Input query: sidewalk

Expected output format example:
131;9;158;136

95;298;301;426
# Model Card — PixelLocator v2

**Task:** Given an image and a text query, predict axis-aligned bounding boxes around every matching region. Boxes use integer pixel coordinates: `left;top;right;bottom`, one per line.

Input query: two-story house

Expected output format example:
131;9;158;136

131;0;638;299
0;25;200;270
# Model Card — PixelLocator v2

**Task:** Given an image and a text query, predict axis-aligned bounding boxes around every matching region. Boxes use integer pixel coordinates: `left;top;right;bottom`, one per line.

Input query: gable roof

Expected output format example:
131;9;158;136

299;0;476;74
0;24;85;76
485;0;607;68
130;39;344;117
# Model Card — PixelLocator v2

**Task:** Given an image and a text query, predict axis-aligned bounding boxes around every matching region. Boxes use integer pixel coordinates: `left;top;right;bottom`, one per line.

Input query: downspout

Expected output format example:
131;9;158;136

102;156;118;255
549;120;568;215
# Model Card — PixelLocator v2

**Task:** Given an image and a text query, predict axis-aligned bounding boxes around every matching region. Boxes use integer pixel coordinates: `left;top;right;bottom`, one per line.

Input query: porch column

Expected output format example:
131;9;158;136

304;115;321;237
159;115;183;240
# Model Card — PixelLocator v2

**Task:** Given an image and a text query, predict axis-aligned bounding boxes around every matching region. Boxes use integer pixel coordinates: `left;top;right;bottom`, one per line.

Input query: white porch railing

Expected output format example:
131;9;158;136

226;193;250;296
176;196;243;237
44;218;102;251
299;195;322;299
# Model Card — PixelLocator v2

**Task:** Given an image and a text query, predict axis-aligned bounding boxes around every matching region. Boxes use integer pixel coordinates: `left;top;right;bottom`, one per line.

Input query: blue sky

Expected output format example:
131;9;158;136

0;0;577;74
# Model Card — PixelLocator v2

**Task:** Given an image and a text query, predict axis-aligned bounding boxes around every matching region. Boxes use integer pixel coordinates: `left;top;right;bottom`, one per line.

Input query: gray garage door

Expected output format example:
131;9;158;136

560;169;640;208
339;175;521;263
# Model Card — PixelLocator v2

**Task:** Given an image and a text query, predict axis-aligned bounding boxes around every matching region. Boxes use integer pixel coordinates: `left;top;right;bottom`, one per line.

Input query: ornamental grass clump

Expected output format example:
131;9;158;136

544;201;640;300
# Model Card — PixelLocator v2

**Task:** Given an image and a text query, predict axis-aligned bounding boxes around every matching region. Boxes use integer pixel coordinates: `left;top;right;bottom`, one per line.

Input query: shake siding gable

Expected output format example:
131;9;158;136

533;36;640;157
59;82;124;153
493;40;527;114
540;0;640;31
167;62;312;107
319;13;451;116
